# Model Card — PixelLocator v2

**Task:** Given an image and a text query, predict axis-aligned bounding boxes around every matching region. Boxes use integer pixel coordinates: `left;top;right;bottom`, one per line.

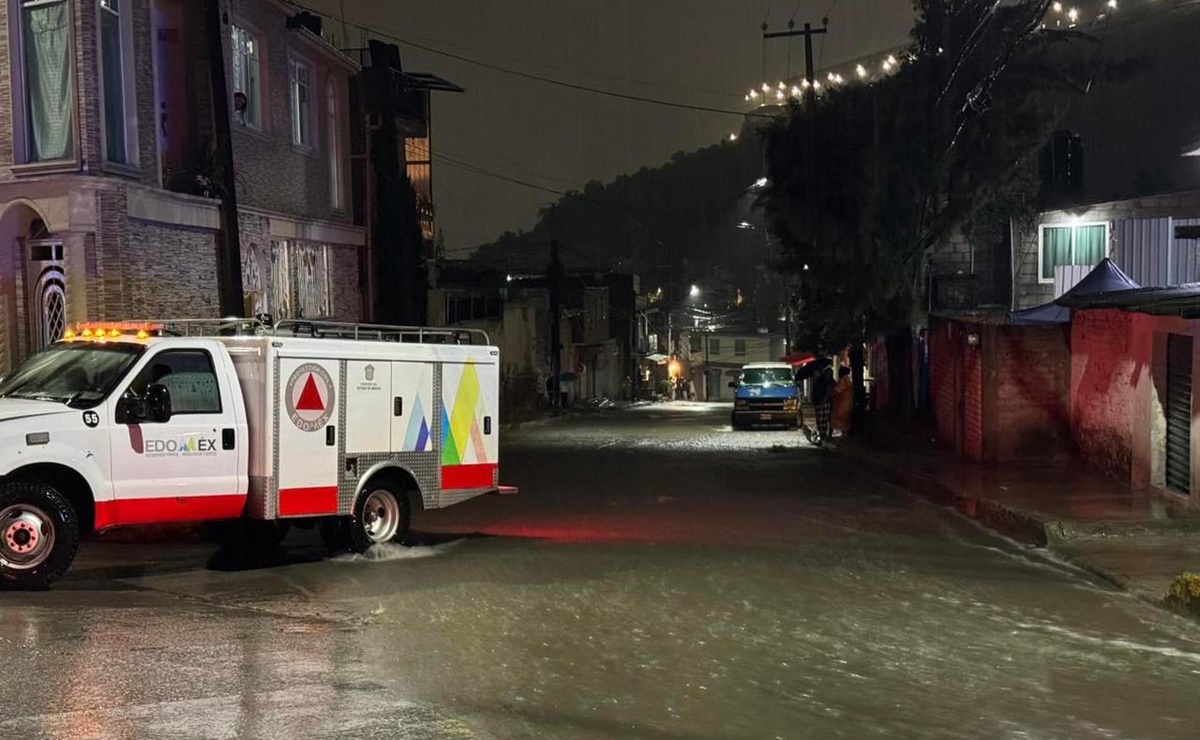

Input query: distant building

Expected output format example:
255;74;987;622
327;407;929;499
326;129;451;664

681;328;786;401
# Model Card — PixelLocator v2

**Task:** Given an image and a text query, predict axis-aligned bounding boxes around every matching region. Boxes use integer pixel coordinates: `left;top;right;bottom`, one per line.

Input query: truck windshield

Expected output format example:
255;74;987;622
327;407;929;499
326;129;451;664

0;343;145;409
740;368;794;386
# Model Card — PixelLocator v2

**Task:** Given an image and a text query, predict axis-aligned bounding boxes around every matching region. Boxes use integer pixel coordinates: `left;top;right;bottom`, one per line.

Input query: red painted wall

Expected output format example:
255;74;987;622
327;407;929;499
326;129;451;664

929;316;1070;462
991;324;1071;461
1071;308;1136;478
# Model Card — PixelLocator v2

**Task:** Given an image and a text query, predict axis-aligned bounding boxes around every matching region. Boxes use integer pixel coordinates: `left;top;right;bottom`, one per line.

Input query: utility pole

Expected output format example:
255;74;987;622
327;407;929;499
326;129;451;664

547;241;564;410
205;0;244;317
763;19;827;228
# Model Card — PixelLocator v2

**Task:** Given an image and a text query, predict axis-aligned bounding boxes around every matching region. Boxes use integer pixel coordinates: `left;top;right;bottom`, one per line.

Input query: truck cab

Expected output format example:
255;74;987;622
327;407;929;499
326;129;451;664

729;362;800;430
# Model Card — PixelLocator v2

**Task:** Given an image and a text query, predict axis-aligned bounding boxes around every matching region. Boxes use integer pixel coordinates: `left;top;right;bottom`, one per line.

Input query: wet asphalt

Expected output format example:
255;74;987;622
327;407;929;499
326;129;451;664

2;402;1200;739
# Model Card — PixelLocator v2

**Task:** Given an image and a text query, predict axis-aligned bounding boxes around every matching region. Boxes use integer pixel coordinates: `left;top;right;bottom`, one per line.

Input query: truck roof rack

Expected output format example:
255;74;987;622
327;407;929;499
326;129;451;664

105;318;490;345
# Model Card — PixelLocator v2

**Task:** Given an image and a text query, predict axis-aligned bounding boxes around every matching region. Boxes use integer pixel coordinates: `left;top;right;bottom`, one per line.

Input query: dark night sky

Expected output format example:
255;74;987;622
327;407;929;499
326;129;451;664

305;1;915;255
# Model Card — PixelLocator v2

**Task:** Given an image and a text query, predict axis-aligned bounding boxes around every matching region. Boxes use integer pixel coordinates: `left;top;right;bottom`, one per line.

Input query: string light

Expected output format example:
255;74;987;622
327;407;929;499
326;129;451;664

741;0;1127;109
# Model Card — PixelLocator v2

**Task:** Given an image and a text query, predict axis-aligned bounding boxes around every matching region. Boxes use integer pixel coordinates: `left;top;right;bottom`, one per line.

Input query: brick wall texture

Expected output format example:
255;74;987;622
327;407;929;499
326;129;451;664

1071;308;1135;478
225;0;351;224
930;315;1071;463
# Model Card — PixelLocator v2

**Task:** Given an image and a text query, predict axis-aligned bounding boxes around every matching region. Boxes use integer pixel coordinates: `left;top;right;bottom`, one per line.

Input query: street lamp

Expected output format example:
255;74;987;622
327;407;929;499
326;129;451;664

690;284;701;298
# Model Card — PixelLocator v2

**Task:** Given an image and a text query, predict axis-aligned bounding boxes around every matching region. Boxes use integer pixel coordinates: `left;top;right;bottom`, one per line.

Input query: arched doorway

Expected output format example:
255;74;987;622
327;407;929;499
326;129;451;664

0;202;67;372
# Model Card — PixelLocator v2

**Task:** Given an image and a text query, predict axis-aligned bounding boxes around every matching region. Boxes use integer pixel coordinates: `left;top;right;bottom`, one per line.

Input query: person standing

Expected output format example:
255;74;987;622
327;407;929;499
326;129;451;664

811;364;835;444
832;366;853;436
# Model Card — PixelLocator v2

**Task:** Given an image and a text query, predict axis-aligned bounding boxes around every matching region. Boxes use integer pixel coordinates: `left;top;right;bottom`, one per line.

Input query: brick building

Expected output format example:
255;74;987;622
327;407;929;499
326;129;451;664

0;0;364;374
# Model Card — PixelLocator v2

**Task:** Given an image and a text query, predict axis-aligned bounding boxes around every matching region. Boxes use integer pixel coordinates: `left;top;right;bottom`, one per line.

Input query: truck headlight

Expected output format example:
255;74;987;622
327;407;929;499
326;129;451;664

735;400;748;409
783;397;798;411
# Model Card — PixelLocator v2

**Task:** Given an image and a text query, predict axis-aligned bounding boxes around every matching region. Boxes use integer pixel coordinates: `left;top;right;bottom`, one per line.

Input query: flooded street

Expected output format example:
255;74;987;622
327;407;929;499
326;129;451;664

3;402;1200;738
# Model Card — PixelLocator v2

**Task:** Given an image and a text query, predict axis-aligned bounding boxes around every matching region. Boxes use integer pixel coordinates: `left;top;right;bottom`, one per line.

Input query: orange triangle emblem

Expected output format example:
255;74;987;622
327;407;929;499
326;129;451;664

295;374;325;411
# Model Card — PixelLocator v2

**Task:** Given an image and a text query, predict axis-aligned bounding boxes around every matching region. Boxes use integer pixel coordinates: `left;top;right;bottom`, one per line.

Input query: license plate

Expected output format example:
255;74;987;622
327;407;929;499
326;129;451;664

760;413;772;420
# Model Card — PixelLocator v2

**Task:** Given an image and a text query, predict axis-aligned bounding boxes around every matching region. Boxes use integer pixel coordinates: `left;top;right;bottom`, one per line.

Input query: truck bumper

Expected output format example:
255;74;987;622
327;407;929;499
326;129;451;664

732;410;798;426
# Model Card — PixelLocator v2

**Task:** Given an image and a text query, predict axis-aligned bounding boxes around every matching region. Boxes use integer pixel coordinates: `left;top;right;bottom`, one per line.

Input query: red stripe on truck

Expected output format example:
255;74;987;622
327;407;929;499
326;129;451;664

442;463;497;490
94;494;247;531
278;486;339;516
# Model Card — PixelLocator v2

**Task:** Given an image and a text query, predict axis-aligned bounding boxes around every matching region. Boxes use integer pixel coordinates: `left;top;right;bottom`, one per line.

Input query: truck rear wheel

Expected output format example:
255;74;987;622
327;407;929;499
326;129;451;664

320;480;412;555
0;480;80;590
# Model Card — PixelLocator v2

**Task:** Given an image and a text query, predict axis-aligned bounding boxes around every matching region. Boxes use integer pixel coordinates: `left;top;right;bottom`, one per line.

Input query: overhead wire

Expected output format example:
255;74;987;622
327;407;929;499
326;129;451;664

285;0;771;119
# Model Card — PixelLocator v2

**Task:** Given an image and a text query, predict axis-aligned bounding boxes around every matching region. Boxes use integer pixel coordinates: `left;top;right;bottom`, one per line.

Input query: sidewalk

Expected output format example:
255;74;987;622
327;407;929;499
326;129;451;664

835;416;1200;612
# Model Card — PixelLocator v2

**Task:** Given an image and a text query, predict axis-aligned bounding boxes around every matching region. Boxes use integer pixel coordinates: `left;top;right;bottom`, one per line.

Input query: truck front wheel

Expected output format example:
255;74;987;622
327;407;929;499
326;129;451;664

0;480;80;590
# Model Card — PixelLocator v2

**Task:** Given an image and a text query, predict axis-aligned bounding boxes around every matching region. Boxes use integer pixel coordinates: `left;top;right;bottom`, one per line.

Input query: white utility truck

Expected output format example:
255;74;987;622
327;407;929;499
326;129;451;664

0;318;513;589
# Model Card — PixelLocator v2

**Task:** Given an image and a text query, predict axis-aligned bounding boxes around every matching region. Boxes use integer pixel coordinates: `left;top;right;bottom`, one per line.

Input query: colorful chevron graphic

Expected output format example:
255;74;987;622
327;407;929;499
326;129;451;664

402;393;430;452
441;360;490;465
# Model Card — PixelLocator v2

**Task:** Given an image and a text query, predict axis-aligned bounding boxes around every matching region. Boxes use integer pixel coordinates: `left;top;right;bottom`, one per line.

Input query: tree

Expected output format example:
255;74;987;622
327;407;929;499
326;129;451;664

760;0;1102;424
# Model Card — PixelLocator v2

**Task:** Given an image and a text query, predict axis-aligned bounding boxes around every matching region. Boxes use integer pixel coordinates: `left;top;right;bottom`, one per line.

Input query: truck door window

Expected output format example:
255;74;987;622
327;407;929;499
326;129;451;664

129;350;222;414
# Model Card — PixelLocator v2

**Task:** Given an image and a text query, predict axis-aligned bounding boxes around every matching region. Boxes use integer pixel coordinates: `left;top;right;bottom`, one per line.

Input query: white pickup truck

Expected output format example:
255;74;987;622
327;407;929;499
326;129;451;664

0;319;512;589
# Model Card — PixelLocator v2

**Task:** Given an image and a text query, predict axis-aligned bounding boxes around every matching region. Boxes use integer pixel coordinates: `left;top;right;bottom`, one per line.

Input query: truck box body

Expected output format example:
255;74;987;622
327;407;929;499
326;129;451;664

219;336;500;519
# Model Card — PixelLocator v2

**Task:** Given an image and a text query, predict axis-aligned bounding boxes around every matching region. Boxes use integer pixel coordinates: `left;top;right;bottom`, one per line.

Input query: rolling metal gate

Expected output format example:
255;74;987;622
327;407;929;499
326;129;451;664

1166;334;1192;495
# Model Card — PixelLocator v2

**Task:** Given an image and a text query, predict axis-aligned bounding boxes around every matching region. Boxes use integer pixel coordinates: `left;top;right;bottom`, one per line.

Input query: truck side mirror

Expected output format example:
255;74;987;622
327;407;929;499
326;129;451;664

116;391;148;424
146;384;173;424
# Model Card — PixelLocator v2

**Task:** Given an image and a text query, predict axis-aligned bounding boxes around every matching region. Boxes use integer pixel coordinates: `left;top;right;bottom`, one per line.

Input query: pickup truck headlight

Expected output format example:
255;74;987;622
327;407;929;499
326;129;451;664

783;397;799;411
735;399;748;409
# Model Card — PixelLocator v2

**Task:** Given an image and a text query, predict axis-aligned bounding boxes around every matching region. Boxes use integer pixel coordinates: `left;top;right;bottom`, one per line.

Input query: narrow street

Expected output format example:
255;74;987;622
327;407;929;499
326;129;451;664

3;403;1200;739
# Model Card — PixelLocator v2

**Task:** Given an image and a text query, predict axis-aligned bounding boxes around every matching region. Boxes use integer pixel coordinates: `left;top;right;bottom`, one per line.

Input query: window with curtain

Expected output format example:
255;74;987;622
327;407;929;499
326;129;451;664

21;0;74;162
290;59;311;147
1041;224;1107;280
230;25;260;128
327;78;342;209
99;0;126;163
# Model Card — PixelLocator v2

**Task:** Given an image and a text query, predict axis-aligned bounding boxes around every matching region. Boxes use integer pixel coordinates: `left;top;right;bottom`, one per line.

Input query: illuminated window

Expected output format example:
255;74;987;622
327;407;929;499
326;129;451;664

1040;223;1107;282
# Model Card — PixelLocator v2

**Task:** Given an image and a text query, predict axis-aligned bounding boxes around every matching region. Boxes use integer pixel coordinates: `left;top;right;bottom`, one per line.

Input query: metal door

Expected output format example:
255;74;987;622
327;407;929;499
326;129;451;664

1165;334;1192;495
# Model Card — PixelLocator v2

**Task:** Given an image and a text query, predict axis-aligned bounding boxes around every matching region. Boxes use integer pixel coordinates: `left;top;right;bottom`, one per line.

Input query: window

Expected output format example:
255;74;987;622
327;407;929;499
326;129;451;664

735;339;747;356
290;59;312;147
19;0;75;162
709;338;721;356
690;334;702;353
129;350;222;414
1040;223;1107;282
327;78;342;209
98;0;127;163
230;25;260;128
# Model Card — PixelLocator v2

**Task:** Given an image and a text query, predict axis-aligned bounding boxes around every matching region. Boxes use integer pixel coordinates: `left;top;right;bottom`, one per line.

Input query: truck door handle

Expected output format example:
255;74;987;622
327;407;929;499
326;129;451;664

222;428;235;450
484;416;492;435
326;426;336;446
394;397;403;417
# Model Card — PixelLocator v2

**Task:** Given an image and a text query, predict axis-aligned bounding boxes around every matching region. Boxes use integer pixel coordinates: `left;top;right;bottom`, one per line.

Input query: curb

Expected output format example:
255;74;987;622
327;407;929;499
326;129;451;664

837;443;1051;546
836;441;1200;622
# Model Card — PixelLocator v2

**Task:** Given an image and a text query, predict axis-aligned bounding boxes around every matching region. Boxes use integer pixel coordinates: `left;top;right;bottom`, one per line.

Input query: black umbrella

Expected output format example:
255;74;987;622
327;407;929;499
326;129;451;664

793;357;832;381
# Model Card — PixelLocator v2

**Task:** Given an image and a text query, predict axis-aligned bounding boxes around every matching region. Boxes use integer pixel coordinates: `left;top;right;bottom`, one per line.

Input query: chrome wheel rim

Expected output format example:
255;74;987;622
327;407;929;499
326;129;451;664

361;490;401;544
1;504;55;570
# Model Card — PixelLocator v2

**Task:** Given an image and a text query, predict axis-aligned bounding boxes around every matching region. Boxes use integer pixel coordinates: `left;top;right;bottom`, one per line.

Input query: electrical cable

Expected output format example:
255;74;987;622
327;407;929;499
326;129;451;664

285;0;771;119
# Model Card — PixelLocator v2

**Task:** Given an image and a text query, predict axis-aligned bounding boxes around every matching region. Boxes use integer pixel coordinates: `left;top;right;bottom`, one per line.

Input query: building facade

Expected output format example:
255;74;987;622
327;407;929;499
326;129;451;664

1012;189;1200;310
681;329;786;402
0;0;364;374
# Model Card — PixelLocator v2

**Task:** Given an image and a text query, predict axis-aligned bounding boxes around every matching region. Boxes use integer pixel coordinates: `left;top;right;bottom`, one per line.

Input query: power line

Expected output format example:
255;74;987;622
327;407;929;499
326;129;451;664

286;0;770;119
